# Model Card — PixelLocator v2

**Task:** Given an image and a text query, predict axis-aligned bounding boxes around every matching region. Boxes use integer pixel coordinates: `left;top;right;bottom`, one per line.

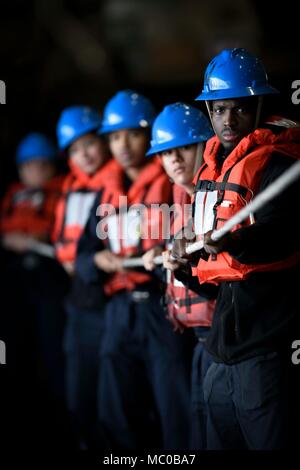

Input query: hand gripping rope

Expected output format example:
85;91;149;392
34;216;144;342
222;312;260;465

122;160;300;268
16;161;300;264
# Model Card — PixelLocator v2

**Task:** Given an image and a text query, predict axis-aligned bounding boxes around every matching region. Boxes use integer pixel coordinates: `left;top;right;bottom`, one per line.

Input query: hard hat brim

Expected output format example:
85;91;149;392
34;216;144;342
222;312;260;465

98;122;152;135
60;124;100;150
146;135;212;157
195;85;279;101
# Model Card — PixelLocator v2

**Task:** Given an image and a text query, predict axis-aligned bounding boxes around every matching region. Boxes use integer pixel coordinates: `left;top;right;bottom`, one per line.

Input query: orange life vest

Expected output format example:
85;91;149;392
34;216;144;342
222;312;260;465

192;122;300;284
98;157;172;296
0;175;63;239
165;184;215;328
52;160;112;264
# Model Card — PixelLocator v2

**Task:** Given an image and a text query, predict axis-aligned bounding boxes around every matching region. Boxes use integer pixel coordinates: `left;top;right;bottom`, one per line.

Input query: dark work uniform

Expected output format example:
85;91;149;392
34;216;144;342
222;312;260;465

176;151;300;450
79;170;193;451
65;191;108;451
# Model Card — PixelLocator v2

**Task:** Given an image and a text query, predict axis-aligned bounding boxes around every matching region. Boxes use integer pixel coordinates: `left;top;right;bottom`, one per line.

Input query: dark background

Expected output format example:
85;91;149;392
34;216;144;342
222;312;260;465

0;0;299;463
0;0;299;194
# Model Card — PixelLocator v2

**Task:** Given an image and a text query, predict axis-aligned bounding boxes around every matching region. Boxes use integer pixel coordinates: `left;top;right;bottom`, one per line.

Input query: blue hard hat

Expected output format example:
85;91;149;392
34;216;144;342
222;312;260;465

196;48;279;101
98;90;156;135
146;103;214;156
16;132;57;165
56;105;102;150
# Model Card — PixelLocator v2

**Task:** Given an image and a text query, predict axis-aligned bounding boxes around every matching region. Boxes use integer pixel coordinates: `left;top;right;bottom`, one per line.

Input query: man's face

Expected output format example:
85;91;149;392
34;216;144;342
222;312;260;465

160;144;200;186
18;159;55;188
210;97;258;152
69;133;108;175
108;129;149;170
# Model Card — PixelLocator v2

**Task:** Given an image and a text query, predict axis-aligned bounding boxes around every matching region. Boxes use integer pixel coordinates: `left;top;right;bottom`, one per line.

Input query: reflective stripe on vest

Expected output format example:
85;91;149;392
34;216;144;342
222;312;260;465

64;191;96;229
193;128;300;283
165;225;214;327
105;208;142;254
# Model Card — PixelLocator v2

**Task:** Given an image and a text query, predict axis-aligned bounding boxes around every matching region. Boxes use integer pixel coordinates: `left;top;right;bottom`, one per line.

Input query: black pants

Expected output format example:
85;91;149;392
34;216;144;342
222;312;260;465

0;249;71;450
64;303;106;450
190;327;213;450
203;352;289;450
99;287;193;450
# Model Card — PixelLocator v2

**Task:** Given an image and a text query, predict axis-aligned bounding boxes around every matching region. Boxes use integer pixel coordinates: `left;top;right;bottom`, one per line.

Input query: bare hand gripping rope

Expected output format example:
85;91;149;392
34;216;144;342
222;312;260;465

0;238;56;258
26;239;56;258
25;161;299;265
122;160;300;268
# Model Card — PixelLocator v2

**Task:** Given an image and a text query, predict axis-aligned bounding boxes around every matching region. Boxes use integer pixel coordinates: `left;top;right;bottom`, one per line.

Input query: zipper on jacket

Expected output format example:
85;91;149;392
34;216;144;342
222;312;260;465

217;311;227;361
230;282;242;343
217;285;228;361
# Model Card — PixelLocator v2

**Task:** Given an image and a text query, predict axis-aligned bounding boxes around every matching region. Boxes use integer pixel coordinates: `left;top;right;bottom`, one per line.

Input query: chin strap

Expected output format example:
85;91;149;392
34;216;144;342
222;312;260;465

254;96;263;130
205;100;216;134
192;142;204;177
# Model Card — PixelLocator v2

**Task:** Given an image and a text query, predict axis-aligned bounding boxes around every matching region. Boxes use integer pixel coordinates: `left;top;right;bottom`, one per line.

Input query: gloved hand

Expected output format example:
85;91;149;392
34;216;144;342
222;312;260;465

203;230;235;255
